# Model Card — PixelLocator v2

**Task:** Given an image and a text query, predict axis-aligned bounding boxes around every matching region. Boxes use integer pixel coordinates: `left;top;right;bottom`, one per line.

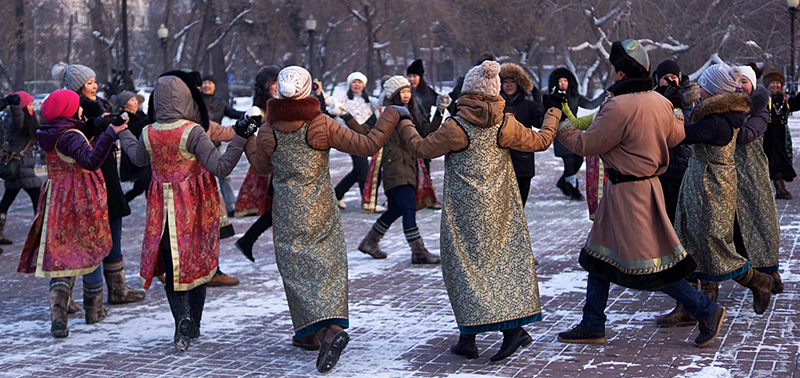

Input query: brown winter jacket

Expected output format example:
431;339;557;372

245;97;410;177
399;95;559;158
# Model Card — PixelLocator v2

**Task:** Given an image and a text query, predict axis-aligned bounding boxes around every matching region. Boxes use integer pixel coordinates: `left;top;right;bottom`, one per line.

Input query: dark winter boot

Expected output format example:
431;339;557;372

358;226;387;259
735;268;773;314
292;333;321;351
770;271;784;294
49;278;71;338
235;210;272;262
450;333;479;359
315;325;350;373
83;282;108;324
188;285;206;340
490;327;532;362
408;237;440;264
103;258;146;304
165;287;192;352
695;305;726;348
774;179;793;199
700;280;719;303
0;213;12;245
66;276;80;314
557;325;606;344
556;176;571;196
655;300;697;327
568;182;585;201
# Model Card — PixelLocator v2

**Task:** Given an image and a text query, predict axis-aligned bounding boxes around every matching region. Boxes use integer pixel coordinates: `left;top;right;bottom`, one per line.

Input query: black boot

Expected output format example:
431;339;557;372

235;211;272;262
556;176;570;196
450;333;479;359
490;327;532;361
188;285;206;339
0;213;12;244
165;287;192;352
695;305;727;347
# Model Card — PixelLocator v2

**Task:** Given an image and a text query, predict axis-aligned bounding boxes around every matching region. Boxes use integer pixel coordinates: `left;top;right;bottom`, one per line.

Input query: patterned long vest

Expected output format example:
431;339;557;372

442;117;542;334
272;122;349;338
735;135;780;272
675;128;747;281
18;129;112;277
234;167;272;217
139;121;220;290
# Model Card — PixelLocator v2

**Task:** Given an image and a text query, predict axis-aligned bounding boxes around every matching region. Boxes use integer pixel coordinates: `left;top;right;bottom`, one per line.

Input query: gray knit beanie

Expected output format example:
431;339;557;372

114;91;137;112
461;61;501;97
52;62;96;93
698;63;740;96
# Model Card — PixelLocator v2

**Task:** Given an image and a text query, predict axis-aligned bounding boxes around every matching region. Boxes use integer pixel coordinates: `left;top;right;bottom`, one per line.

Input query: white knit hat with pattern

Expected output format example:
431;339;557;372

382;75;411;100
347;72;368;87
277;66;312;100
461;60;501;97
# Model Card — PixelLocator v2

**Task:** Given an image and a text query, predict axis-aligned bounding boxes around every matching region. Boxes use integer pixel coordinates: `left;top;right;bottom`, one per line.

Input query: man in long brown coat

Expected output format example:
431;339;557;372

554;40;726;348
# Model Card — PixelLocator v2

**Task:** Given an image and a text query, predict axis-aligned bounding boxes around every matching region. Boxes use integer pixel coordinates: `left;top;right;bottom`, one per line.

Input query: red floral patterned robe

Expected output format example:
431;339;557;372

233;167;272;217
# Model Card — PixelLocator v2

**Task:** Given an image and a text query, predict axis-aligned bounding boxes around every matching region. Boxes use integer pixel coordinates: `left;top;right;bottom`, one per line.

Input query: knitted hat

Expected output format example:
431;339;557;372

461;60;501;97
609;40;650;77
12;91;34;108
406;59;425;77
51;62;96;92
41;89;80;121
763;69;785;87
201;74;217;84
735;66;757;88
277;66;312;100
655;60;681;81
382;75;411;100
698;63;740;96
347;71;368;87
746;62;763;79
114;90;137;111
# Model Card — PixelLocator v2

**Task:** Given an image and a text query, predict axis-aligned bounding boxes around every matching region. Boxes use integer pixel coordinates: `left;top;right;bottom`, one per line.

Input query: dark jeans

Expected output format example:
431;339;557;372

377;185;417;230
580;273;716;333
334;154;369;200
0;187;40;214
124;176;151;203
658;176;682;225
560;154;584;178
517;176;531;207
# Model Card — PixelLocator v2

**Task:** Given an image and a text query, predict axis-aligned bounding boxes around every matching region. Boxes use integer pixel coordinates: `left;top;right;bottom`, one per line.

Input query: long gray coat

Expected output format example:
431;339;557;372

3;105;42;190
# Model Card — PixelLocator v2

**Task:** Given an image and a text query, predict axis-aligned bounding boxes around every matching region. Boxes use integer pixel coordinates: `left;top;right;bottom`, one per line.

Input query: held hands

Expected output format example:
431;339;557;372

435;93;452;113
327;103;348;117
233;116;259;139
655;81;684;110
542;93;566;112
4;94;20;106
390;105;411;121
109;113;129;135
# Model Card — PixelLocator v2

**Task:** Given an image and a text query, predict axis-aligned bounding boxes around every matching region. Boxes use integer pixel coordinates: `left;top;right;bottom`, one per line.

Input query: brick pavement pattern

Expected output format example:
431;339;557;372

0;138;798;377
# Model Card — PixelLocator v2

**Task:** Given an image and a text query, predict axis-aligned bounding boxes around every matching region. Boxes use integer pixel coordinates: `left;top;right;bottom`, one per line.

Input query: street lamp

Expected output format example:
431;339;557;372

157;24;169;73
305;15;317;78
790;0;799;93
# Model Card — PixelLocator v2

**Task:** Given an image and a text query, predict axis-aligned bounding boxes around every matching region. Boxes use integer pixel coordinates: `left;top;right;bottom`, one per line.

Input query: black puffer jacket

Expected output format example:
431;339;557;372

3;105;42;190
80;95;131;219
501;90;544;177
412;80;438;121
548;68;605;156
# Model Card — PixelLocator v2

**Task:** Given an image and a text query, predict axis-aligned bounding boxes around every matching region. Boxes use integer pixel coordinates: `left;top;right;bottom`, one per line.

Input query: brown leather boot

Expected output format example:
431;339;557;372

49;280;70;338
701;280;719;303
358;228;387;259
736;269;773;314
104;258;146;304
292;333;321;351
655;300;696;327
315;325;350;373
770;271;784;293
83;282;108;324
774;179;793;199
409;238;440;264
66;276;80;314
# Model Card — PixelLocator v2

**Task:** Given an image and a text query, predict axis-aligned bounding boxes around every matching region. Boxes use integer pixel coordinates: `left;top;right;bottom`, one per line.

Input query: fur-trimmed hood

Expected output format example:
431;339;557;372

749;85;769;114
266;97;322;132
690;92;751;124
548;68;578;97
500;63;533;93
454;94;505;129
682;82;700;108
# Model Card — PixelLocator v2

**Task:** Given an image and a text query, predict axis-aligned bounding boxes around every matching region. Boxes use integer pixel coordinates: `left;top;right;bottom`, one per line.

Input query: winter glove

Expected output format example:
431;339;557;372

233;116;259;139
655;82;684;110
435;94;452;113
390;105;411;121
542;94;565;112
94;114;116;130
4;94;20;106
327;103;348;117
111;113;128;126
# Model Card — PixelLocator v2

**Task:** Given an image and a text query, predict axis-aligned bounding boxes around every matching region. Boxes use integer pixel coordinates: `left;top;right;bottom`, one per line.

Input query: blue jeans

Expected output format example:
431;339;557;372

377;185;417;230
580;273;716;332
104;217;123;262
83;266;103;285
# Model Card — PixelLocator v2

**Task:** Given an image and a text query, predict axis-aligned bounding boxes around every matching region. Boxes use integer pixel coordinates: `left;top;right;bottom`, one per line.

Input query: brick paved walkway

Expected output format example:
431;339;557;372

0;127;798;377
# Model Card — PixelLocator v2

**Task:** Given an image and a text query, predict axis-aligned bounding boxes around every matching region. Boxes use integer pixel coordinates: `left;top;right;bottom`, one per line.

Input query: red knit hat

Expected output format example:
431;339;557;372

12;91;33;108
41;89;80;121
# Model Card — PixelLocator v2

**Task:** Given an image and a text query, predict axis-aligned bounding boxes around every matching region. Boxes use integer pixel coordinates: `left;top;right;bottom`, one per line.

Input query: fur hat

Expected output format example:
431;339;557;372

41;89;80;121
763;69;785;87
462;61;501;97
347;71;368;87
499;63;533;93
609;40;650;78
655;60;681;81
406;59;425;77
12;91;34;108
51;62;96;93
277;66;312;100
698;63;740;96
735;66;757;89
382;75;411;100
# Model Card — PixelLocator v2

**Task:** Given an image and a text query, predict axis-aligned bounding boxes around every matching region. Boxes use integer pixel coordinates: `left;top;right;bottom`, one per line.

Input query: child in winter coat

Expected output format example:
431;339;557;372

18;89;128;337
